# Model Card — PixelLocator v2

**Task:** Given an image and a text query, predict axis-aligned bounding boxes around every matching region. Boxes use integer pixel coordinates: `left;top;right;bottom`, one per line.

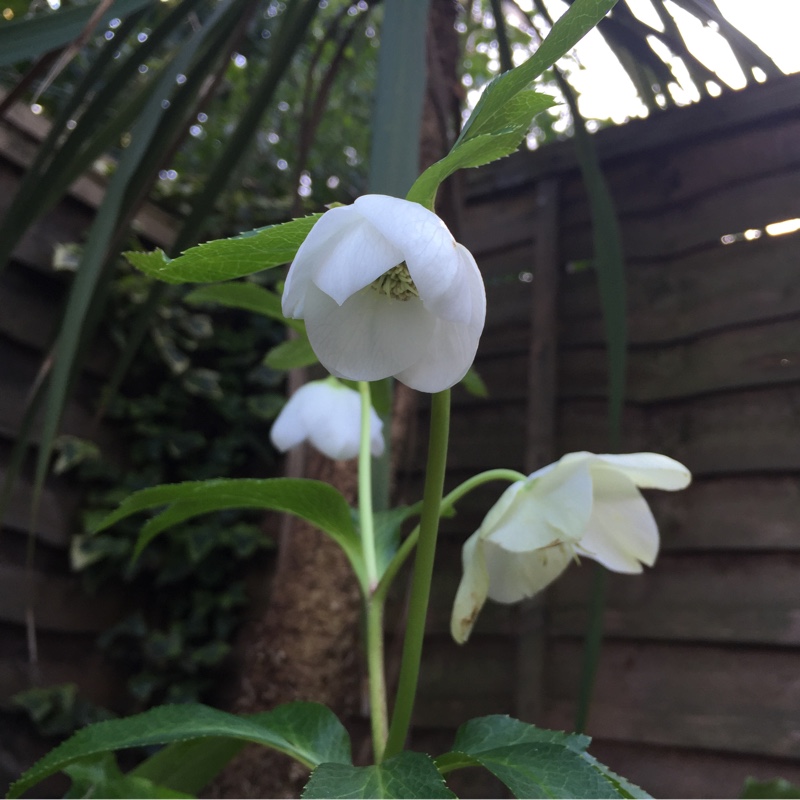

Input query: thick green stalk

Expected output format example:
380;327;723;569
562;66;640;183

366;598;389;761
384;389;451;759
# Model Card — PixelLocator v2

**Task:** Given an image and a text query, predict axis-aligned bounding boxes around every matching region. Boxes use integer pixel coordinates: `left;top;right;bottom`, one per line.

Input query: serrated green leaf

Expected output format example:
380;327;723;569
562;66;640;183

436;716;649;800
9;702;352;799
407;91;554;207
447;715;590;759
581;752;650;799
124;214;323;285
264;335;318;370
185;282;304;332
468;742;621;799
457;0;617;145
90;478;365;587
303;752;455;799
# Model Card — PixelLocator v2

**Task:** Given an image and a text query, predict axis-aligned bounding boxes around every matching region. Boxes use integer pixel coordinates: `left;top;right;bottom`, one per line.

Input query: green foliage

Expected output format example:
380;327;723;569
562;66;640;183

264;335;318;370
63;752;192;799
8;702;352;798
741;778;800;799
11;684;114;739
436;716;650;799
185;282;304;332
303;753;455;800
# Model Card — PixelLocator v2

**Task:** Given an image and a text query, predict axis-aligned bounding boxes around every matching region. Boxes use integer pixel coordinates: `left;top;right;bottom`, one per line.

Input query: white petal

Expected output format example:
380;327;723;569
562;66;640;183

576;469;659;572
312;217;403;306
484;537;573;603
302;383;362;460
394;251;486;392
354;195;462;308
283;205;363;317
451;531;490;644
303;283;435;382
488;457;594;552
269;384;314;452
592;452;691;490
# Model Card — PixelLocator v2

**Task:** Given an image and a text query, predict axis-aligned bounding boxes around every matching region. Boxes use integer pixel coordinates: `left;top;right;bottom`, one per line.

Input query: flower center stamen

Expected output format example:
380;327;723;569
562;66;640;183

370;262;419;301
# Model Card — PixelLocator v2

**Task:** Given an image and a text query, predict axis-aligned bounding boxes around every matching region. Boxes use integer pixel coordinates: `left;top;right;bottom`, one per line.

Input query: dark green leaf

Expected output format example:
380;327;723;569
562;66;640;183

63;752;191;799
437;716;649;799
10;702;351;798
465;742;621;799
185;282;304;332
90;478;365;587
741;778;800;799
303;752;455;799
264;336;318;370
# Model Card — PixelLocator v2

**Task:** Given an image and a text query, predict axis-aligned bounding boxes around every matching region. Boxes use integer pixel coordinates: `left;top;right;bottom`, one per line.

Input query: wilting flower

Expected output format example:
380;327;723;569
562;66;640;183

282;195;486;393
451;452;691;643
270;378;384;461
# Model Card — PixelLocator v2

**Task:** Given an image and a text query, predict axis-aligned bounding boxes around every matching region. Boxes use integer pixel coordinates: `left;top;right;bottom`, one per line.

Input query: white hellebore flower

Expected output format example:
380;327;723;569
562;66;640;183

270;378;384;461
451;451;691;644
282;195;486;393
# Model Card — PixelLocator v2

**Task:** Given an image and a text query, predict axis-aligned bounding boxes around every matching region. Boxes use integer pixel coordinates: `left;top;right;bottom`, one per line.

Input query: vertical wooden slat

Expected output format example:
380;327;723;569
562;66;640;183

516;177;560;723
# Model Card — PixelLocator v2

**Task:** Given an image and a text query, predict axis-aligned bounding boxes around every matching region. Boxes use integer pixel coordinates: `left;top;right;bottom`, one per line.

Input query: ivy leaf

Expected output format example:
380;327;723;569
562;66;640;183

303;752;455;799
406;93;554;208
264;335;318;370
436;716;650;800
457;0;618;145
9;702;352;799
185;282;304;332
90;478;366;588
124;214;322;285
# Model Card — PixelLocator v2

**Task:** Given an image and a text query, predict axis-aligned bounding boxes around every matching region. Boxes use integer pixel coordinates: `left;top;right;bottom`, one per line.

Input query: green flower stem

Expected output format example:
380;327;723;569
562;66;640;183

373;468;527;607
366;597;389;761
383;389;451;759
358;381;379;589
358;381;389;760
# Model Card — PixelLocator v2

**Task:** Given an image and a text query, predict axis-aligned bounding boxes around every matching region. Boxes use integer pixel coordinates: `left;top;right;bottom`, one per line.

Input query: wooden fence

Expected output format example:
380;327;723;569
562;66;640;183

0;98;175;787
409;71;800;798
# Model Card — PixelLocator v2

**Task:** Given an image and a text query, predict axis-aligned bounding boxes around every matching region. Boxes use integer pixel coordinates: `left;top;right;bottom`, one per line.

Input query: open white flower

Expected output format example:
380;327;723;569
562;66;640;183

450;451;691;643
270;378;384;461
282;195;486;393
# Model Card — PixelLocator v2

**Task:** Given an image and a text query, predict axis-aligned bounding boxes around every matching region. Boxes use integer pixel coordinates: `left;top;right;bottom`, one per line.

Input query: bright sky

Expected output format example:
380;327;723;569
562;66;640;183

517;0;800;124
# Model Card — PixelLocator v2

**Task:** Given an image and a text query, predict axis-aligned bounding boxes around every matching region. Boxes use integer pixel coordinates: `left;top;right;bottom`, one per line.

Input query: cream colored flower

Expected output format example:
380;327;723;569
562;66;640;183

282;195;486;393
270;378;384;461
451;452;691;643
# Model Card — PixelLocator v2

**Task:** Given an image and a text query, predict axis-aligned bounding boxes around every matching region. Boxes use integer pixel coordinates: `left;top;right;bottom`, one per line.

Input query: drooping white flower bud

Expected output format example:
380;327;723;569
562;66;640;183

270;378;384;461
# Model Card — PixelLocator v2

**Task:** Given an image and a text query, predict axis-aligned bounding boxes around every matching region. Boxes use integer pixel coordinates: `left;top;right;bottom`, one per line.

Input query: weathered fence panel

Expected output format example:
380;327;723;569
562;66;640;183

0;98;175;789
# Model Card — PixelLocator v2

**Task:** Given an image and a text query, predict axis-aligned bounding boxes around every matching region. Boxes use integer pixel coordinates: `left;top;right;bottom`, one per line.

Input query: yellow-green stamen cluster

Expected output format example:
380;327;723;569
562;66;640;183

371;262;419;301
